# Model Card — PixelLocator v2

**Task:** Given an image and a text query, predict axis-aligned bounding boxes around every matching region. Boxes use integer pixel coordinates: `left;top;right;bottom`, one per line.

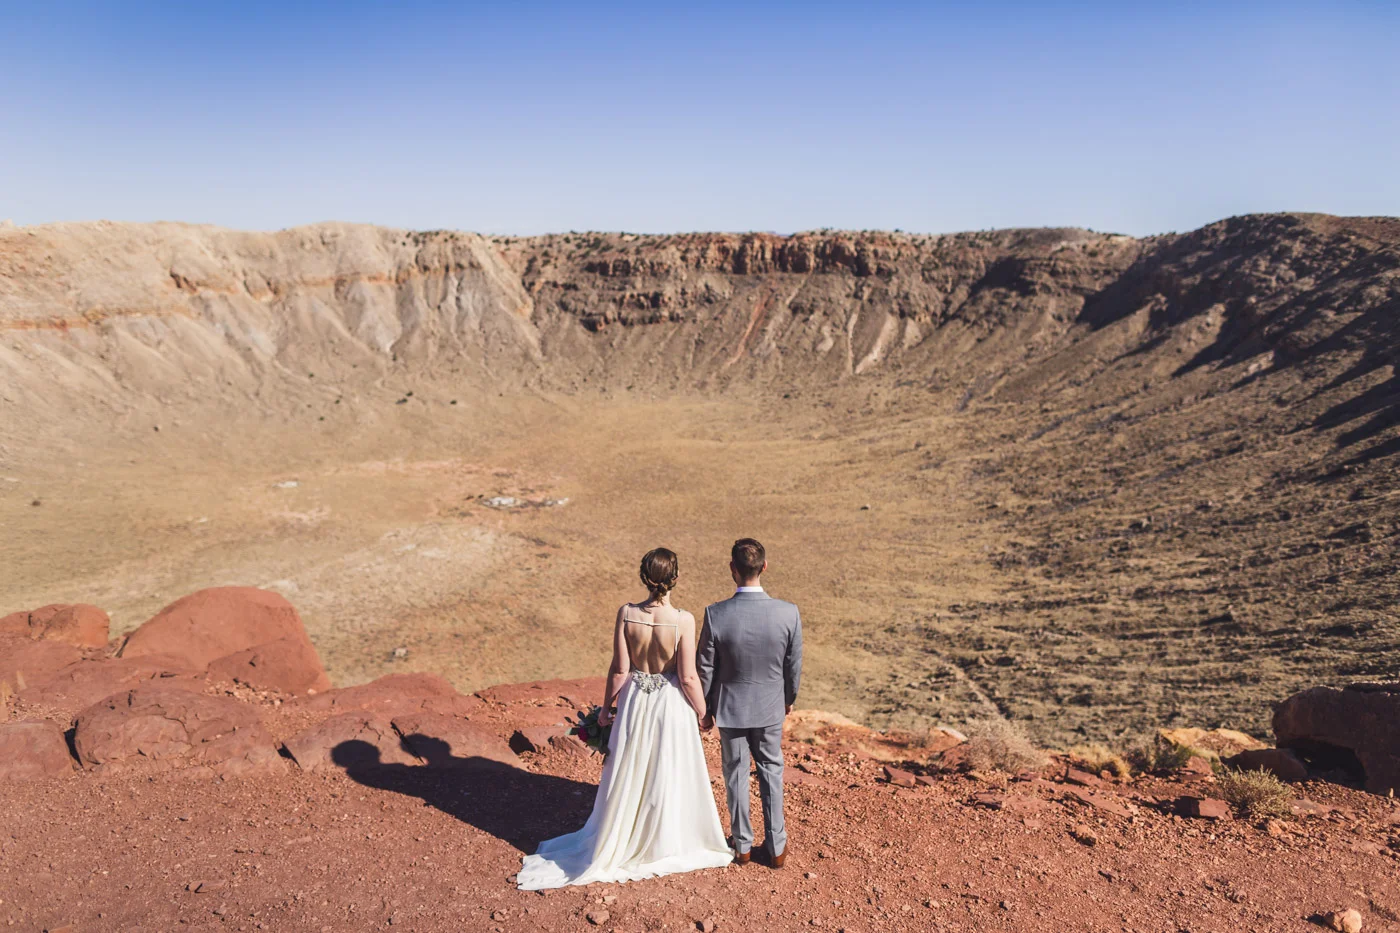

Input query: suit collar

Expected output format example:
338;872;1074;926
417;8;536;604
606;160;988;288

731;591;771;601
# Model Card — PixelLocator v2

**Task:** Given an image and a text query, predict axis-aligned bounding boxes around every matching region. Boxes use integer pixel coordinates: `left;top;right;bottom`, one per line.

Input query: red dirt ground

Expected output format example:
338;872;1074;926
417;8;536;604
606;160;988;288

3;680;1399;933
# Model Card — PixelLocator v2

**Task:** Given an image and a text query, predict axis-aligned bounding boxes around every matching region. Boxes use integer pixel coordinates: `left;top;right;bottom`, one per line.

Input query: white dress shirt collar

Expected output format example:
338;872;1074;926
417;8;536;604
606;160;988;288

736;585;764;593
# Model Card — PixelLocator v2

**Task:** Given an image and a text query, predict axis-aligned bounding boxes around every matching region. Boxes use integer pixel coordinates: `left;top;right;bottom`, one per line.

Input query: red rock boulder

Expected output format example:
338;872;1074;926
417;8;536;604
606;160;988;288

475;677;605;710
0;721;75;781
284;709;520;773
206;635;329;697
297;672;481;717
0;637;84;696
121;587;330;695
16;654;206;716
73;686;282;780
1274;683;1400;796
282;713;418;772
392;712;521;769
0;604;110;649
1224;747;1309;782
512;724;569;754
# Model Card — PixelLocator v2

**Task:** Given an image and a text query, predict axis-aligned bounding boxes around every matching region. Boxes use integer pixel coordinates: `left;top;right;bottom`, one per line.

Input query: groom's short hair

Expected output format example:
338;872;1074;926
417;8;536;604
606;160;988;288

731;538;766;578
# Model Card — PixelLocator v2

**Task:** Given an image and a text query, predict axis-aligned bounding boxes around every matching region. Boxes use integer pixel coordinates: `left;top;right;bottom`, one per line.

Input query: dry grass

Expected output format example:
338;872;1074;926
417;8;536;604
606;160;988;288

1125;736;1213;774
1217;767;1295;819
961;717;1047;774
1068;743;1132;779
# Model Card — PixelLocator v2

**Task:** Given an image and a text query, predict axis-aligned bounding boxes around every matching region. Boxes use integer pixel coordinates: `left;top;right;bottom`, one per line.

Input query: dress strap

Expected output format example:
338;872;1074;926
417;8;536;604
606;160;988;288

623;604;679;627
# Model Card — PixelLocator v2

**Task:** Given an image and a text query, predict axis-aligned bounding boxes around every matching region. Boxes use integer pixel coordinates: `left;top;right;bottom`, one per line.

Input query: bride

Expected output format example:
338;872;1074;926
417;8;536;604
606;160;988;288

517;547;734;890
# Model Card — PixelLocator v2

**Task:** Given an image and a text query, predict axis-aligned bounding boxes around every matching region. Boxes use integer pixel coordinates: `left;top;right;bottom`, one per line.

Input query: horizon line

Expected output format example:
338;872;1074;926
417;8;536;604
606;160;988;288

3;209;1385;242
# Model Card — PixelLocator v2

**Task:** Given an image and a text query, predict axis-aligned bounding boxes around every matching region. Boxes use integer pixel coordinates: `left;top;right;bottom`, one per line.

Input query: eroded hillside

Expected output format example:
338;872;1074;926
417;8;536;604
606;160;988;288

2;213;1398;743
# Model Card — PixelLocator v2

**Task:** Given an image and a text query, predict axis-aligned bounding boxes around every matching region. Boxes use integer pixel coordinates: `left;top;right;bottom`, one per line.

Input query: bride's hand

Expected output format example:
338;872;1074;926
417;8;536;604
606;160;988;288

597;707;613;727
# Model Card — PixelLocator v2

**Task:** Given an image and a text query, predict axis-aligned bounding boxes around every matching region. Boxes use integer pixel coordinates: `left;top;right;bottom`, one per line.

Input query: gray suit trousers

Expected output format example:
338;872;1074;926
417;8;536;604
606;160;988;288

719;723;785;857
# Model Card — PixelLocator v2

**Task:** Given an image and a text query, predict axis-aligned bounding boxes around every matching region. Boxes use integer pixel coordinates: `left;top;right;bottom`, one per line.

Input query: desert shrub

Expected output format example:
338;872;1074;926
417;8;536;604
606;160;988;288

1125;736;1210;773
910;725;964;751
1217;767;1294;819
961;717;1047;773
1069;743;1131;779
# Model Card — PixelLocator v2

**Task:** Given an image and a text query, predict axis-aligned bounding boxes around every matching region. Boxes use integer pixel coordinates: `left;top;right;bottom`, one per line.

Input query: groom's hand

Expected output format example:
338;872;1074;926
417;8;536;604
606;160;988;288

700;714;714;732
785;705;792;716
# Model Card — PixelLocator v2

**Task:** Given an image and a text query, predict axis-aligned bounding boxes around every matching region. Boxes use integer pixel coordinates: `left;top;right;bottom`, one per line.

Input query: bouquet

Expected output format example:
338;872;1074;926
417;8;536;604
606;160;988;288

570;706;613;756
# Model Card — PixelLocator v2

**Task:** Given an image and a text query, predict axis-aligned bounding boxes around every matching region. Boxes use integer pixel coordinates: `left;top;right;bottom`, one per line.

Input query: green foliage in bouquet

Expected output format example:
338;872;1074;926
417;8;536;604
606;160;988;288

570;706;613;755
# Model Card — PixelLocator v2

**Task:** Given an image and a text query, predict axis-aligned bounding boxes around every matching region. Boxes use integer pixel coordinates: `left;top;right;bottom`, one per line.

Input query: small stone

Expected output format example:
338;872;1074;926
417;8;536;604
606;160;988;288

970;791;1051;815
601;895;617;905
1064;786;1135;818
1064;767;1102;787
1180;756;1214;776
1071;824;1097;846
1323;908;1363;933
817;848;832;859
1292;799;1336;819
1180;797;1231;820
392;647;408;659
586;910;610;925
697;921;716;933
804;871;817;879
491;910;507;921
882;765;917;787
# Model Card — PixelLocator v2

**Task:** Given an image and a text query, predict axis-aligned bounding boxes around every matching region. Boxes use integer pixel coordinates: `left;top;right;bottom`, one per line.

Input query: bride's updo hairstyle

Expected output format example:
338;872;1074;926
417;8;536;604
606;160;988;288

639;547;679;603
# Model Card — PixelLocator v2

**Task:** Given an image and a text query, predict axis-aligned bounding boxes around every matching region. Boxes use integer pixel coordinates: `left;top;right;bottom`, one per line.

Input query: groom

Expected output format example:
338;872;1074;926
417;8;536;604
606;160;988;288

697;538;803;868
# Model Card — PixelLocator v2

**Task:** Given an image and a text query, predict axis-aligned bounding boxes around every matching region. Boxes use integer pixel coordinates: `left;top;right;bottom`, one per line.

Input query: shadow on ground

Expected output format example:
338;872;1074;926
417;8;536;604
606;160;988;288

332;737;595;852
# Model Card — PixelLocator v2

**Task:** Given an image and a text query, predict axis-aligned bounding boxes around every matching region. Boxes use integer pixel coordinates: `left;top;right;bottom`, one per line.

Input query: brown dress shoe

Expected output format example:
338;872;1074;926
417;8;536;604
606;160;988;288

728;837;751;865
769;847;786;869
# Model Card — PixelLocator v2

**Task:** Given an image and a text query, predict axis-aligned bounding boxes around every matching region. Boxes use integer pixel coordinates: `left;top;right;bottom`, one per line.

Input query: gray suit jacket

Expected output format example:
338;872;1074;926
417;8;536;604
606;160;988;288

697;591;803;729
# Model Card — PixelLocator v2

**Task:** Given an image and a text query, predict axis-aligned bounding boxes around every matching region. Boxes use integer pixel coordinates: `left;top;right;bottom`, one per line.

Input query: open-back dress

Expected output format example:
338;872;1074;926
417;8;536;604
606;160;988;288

516;607;732;889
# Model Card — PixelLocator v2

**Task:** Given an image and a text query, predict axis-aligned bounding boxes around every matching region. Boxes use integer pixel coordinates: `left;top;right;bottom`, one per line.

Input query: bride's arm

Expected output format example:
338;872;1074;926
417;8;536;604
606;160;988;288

676;611;707;722
598;606;630;726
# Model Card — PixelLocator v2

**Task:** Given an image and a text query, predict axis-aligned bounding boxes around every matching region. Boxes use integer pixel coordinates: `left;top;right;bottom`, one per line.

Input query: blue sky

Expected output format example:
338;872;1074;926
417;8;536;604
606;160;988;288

3;1;1396;235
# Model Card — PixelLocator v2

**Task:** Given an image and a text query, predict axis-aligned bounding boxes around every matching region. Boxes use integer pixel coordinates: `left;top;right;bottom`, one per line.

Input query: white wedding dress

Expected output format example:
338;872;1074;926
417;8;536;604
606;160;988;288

517;663;733;889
